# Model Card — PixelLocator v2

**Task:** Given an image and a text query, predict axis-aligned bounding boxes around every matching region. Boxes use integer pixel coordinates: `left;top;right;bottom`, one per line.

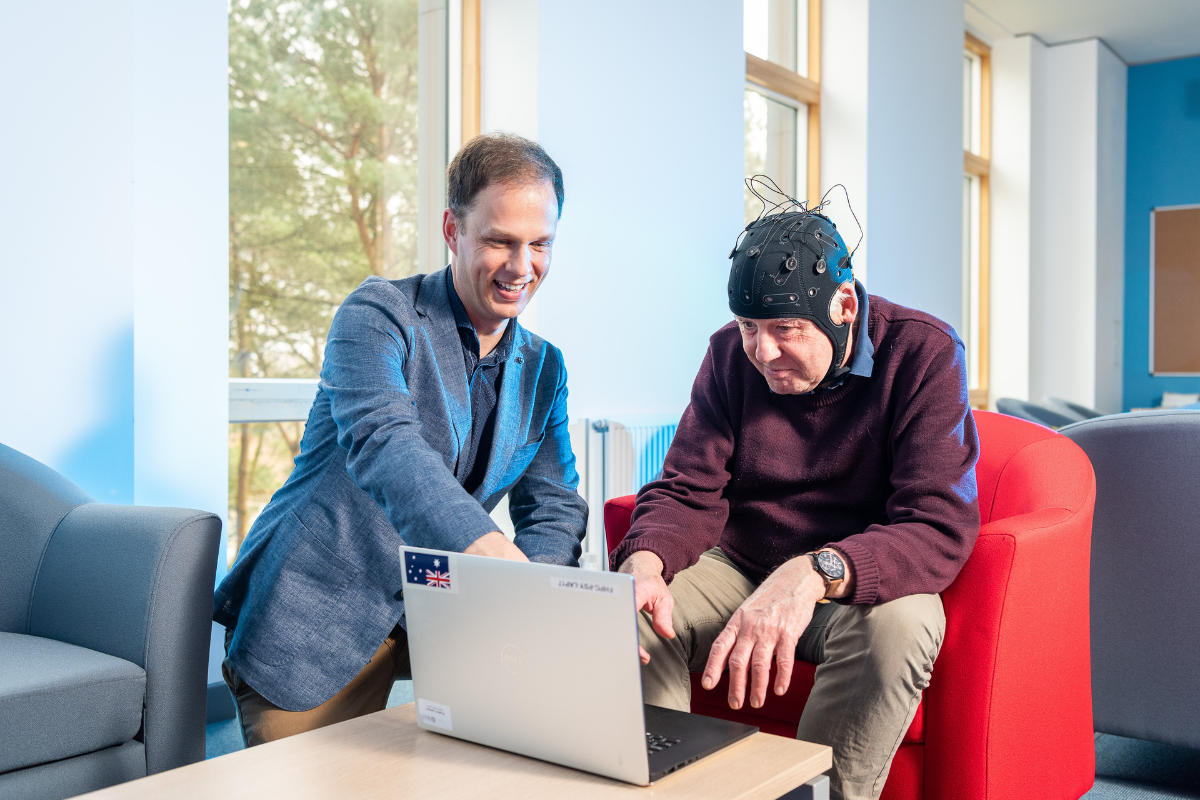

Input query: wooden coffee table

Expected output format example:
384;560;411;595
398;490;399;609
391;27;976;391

80;703;831;799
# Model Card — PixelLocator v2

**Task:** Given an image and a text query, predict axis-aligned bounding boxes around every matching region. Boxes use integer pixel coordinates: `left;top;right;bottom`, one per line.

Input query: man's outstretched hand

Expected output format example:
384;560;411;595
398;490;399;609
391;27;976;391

617;551;675;664
700;555;827;711
464;531;529;562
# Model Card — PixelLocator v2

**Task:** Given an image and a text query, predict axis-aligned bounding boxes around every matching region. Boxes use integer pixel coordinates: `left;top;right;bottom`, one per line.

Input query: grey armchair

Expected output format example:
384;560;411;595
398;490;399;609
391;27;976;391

1059;410;1200;750
0;443;221;799
995;397;1078;429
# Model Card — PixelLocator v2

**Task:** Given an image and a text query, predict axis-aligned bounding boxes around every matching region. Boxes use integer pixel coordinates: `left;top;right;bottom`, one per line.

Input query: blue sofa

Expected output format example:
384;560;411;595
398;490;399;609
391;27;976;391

0;444;221;799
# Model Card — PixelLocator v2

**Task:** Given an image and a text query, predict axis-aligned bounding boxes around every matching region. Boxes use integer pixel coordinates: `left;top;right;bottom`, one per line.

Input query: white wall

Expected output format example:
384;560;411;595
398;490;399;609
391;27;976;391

1094;43;1126;414
481;0;539;140
480;0;542;333
865;0;965;331
989;34;1044;406
0;0;229;682
480;0;744;420
0;1;137;504
133;0;230;682
1032;41;1099;408
132;0;228;523
823;0;965;332
1029;38;1126;412
820;0;870;285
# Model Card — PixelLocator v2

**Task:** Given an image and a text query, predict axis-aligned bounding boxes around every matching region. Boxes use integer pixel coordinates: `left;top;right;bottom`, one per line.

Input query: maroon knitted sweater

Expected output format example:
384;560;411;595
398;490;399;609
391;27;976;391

611;295;980;605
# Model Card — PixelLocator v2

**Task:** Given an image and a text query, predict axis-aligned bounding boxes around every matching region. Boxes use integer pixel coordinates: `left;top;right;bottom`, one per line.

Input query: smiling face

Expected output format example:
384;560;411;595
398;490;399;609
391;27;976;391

443;180;559;337
736;283;858;395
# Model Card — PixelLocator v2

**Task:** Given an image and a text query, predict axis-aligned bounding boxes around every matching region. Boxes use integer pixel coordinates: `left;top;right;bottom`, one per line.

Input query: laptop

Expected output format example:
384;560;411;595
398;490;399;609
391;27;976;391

400;545;759;785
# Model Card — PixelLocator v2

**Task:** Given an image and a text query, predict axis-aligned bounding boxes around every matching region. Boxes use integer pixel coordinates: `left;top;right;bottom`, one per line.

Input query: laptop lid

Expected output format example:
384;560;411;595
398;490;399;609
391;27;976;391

401;546;651;785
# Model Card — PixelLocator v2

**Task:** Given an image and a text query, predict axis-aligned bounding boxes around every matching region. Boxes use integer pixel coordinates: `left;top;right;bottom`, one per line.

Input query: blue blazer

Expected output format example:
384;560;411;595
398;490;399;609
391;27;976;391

214;269;588;711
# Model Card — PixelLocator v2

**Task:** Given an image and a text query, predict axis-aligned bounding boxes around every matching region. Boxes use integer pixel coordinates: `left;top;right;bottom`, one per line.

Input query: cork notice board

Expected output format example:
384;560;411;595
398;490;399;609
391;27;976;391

1151;205;1200;374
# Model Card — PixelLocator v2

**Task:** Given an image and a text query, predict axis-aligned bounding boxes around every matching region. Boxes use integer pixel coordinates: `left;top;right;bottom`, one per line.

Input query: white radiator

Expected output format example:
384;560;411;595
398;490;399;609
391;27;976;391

566;415;679;571
489;415;679;569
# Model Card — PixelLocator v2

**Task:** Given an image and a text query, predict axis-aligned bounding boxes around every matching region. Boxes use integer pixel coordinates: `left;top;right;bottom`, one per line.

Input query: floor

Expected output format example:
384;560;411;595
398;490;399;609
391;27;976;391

206;688;1200;799
1085;734;1200;800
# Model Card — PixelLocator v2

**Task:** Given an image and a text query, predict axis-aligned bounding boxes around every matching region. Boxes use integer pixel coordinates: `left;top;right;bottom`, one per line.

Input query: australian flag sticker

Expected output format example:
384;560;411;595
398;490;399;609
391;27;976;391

405;550;456;593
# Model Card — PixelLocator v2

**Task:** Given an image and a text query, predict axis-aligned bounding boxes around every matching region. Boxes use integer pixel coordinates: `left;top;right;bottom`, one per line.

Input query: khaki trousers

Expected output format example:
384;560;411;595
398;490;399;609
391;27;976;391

639;549;944;800
222;625;411;747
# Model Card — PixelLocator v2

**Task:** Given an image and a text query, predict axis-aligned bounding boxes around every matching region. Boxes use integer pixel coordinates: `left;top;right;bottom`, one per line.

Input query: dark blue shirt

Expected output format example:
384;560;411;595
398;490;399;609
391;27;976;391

446;269;514;494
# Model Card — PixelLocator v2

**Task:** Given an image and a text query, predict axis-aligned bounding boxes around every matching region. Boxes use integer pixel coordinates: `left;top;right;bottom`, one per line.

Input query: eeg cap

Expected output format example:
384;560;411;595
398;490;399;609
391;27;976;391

728;210;855;384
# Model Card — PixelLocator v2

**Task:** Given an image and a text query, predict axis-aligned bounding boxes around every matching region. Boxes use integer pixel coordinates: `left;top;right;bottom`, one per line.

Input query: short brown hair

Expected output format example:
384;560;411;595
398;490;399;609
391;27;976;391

447;133;564;219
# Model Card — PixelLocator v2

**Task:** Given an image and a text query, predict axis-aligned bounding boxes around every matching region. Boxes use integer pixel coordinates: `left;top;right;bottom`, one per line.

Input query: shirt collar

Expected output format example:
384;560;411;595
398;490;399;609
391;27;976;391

846;280;874;379
445;267;514;363
808;280;873;394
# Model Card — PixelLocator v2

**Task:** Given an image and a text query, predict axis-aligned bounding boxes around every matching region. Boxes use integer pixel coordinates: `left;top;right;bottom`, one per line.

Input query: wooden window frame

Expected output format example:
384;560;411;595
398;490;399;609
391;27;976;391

964;32;991;409
744;0;822;206
462;0;481;143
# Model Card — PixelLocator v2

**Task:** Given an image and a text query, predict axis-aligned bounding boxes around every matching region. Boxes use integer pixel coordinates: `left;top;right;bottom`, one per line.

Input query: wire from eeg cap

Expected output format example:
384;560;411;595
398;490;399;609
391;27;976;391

812;183;864;259
744;175;811;225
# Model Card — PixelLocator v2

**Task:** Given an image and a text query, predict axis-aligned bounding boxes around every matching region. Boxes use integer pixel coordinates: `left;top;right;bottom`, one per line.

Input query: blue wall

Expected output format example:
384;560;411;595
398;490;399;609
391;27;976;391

1124;55;1200;410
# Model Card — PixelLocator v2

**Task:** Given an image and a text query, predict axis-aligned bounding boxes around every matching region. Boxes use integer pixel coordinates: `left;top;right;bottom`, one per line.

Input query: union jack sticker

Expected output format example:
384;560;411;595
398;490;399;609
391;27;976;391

403;549;457;593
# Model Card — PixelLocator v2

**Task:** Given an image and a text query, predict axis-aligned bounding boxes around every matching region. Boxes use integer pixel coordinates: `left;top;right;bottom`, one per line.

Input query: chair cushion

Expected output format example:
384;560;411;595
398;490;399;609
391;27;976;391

0;740;145;799
0;632;146;773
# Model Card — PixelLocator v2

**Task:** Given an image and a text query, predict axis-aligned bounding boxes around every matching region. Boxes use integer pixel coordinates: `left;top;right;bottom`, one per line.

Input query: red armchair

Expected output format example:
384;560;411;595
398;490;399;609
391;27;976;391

604;410;1096;800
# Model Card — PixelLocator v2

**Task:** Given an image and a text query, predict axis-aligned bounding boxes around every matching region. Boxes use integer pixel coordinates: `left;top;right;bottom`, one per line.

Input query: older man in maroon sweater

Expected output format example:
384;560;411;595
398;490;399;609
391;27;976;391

611;209;979;800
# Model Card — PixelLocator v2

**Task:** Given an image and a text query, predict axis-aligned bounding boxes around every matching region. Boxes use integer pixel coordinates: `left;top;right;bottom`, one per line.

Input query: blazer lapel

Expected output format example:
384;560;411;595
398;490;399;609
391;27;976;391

413;268;471;458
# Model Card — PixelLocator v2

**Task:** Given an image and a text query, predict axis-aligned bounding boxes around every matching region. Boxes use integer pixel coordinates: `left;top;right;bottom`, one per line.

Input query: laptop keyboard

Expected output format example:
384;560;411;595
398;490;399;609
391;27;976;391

646;732;683;754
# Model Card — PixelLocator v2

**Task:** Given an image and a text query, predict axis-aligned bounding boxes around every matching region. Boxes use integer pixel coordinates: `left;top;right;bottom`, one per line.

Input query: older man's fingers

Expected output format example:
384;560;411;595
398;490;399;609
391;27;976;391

724;634;757;710
748;639;776;709
701;621;739;690
774;638;797;696
650;590;676;640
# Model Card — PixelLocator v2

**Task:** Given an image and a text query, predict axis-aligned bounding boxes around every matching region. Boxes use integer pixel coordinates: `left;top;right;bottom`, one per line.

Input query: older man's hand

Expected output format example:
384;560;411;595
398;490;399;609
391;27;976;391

618;551;675;664
701;555;828;710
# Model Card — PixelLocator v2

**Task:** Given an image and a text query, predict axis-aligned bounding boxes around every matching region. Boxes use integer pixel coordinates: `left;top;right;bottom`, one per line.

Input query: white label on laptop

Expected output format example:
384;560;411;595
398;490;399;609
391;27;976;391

551;576;619;596
417;698;453;731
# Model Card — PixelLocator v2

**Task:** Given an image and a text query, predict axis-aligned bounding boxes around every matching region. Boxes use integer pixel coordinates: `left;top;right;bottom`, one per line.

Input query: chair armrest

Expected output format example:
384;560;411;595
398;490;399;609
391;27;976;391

925;505;1096;800
603;495;637;559
28;504;221;775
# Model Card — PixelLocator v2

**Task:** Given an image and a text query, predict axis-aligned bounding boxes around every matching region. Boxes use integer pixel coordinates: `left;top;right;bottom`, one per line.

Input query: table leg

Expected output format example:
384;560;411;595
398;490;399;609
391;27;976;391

776;774;829;800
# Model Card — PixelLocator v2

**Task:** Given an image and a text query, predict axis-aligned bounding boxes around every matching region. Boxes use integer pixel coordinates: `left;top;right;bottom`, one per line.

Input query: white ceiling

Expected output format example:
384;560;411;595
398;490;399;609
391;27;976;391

966;0;1200;65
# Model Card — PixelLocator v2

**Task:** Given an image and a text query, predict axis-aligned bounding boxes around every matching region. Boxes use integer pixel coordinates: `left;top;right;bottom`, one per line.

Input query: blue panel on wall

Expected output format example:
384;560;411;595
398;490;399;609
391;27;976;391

1124;56;1200;410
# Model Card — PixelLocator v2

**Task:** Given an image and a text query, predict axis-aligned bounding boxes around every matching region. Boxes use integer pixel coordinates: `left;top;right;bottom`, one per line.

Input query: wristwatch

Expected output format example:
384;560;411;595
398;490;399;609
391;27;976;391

807;550;846;603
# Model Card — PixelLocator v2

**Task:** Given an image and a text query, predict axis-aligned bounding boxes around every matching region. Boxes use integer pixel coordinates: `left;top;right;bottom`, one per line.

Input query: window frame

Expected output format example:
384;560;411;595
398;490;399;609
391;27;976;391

744;0;822;205
462;0;481;142
964;32;991;409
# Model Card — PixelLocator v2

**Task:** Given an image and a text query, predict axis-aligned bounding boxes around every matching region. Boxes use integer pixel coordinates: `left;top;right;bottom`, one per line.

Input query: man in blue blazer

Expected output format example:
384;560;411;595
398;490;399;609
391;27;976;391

214;134;588;745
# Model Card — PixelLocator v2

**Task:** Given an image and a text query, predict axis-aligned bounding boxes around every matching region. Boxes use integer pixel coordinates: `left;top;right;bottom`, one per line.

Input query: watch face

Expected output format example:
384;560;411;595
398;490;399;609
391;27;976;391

817;551;845;580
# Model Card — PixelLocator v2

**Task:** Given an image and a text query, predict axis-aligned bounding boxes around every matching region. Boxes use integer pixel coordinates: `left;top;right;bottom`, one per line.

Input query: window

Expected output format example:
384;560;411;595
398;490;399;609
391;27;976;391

744;0;820;223
963;33;991;409
227;0;455;565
